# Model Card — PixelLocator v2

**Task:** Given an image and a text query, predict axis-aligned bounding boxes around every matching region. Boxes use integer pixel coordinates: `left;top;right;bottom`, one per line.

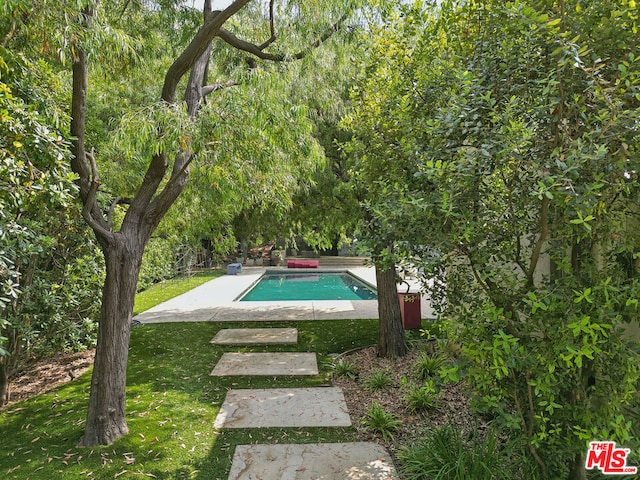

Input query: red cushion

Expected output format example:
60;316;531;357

287;260;319;268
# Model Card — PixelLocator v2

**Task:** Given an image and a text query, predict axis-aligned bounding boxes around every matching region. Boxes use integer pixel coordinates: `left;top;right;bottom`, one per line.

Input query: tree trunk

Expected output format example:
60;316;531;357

0;360;8;406
79;235;143;446
71;2;213;446
375;263;407;359
568;452;587;480
0;326;21;407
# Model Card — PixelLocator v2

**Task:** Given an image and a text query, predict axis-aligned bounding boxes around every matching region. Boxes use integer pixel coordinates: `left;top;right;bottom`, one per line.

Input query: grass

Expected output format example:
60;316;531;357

133;269;224;316
0;273;379;480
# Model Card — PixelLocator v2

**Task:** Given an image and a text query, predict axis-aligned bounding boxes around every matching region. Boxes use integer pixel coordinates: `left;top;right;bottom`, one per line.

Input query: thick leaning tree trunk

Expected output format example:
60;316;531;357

70;1;249;447
375;263;407;359
79;236;143;446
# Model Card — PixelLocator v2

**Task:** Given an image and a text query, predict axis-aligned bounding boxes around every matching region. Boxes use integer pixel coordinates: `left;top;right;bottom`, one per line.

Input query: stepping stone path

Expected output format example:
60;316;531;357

228;442;396;480
210;327;398;479
211;352;318;376
211;327;298;345
214;387;351;429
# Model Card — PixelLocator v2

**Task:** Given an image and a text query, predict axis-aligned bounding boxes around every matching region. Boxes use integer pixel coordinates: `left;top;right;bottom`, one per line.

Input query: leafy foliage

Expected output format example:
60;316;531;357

398;423;535;480
413;351;447;380
402;379;439;413
333;358;358;379
137;237;180;292
363;367;394;390
362;401;402;441
0;51;103;402
345;0;640;476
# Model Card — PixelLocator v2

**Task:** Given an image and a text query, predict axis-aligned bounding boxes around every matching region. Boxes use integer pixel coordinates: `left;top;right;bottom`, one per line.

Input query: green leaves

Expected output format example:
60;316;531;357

108;101;192;184
573;288;593;304
0;50;103;386
569;212;595;231
341;0;640;475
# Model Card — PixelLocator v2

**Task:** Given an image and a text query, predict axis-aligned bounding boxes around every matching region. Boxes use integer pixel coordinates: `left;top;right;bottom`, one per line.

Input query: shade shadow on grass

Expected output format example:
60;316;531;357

1;319;378;479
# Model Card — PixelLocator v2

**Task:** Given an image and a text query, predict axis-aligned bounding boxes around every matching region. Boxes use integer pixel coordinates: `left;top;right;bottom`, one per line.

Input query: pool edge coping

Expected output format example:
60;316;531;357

233;268;378;302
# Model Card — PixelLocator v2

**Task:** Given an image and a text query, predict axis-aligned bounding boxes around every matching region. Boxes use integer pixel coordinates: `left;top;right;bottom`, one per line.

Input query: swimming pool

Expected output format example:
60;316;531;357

238;272;378;301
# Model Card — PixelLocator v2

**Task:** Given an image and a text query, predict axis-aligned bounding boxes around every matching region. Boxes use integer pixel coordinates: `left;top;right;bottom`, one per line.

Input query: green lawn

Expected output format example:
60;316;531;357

133;270;225;316
1;272;380;479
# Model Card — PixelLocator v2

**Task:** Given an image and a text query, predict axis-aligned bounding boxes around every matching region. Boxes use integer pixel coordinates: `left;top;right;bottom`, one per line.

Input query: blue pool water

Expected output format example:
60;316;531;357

239;272;377;301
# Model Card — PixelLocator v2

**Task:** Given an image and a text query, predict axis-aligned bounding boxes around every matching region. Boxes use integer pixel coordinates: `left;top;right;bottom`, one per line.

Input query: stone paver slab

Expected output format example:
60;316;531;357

228;442;398;480
210;352;318;376
210;328;298;345
214;387;351;429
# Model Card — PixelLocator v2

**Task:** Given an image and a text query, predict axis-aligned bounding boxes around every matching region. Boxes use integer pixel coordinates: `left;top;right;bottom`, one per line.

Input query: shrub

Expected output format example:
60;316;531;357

333;358;357;379
403;379;439;412
137;237;179;291
414;352;447;380
363;368;393;391
362;402;402;442
420;317;448;341
398;424;536;480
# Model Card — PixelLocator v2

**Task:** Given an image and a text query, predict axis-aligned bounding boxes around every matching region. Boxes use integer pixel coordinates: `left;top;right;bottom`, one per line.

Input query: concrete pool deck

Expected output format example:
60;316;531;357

134;266;434;323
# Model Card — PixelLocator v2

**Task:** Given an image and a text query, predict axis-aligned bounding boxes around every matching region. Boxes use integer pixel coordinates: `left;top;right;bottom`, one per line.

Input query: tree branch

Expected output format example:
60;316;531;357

119;0;132;18
147;152;194;223
527;196;549;287
82;151;114;240
201;80;238;97
257;0;277;50
70;3;113;243
514;235;527;275
144;0;223;231
120;152;168;235
162;0;251;102
123;1;248;236
216;12;349;62
217;28;284;60
1;18;17;48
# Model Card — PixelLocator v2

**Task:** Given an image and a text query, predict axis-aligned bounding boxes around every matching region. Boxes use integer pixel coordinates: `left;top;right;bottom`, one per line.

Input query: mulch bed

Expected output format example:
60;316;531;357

332;344;482;463
2;349;94;409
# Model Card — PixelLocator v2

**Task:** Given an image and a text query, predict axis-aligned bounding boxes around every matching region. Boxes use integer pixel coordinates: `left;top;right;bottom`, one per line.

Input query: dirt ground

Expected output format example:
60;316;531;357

332;344;481;459
2;349;95;409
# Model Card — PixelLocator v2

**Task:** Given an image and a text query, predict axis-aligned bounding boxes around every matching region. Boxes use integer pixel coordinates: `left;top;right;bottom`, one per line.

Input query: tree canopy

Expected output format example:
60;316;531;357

2;0;368;442
345;0;640;476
